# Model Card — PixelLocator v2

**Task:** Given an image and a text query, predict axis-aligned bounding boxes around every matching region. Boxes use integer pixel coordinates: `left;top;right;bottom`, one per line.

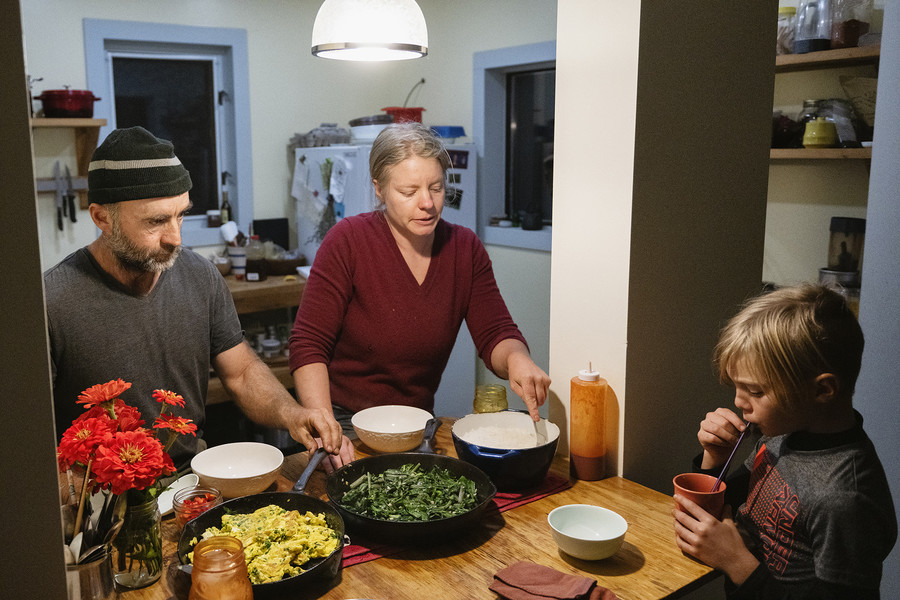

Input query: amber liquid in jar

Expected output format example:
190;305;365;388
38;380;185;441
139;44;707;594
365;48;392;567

473;384;508;413
189;536;253;600
570;371;608;481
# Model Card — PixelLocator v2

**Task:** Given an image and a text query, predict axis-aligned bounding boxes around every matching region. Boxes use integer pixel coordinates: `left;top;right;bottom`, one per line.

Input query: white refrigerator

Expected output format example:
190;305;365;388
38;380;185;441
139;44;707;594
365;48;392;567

290;144;479;417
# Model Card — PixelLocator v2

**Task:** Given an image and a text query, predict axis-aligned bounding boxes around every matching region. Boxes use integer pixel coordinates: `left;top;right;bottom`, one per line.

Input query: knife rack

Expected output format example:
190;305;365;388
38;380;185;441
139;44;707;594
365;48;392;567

32;117;106;208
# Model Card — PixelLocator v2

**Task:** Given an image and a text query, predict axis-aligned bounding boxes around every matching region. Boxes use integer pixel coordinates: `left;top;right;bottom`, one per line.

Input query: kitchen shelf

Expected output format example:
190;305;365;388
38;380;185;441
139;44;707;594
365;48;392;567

206;274;305;405
775;45;880;73
31;117;106;208
225;274;305;314
770;147;872;160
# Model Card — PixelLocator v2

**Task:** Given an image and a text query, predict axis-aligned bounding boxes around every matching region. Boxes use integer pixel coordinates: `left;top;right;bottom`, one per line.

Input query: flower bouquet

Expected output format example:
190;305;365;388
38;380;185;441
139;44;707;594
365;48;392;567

57;379;197;589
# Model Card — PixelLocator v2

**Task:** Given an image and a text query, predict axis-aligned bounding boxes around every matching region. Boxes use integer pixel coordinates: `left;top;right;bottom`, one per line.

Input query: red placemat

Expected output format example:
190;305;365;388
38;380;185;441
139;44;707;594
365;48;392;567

341;472;572;567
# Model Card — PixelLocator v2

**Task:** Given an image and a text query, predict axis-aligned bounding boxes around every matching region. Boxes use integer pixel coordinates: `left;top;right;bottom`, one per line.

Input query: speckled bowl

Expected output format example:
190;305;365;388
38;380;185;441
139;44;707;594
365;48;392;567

351;405;433;453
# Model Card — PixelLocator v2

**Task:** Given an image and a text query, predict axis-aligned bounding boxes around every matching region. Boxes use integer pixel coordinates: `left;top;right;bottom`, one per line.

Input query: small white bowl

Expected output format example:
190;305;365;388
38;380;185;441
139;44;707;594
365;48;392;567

191;442;284;498
547;504;628;560
351;405;433;453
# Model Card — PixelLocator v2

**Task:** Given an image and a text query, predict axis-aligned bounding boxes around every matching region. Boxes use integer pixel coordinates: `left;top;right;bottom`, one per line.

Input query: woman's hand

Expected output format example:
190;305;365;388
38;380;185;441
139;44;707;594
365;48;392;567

673;494;758;585
310;435;355;474
507;351;551;421
698;407;747;469
489;339;550;421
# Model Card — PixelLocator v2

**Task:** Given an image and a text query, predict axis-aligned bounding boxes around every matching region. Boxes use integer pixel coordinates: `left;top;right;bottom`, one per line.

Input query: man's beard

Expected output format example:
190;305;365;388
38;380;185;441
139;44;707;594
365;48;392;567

107;220;181;274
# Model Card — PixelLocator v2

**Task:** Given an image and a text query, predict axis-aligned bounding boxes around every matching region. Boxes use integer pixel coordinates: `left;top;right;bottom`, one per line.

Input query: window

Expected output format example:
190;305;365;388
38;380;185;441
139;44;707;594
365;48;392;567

474;41;555;251
84;19;252;247
112;56;220;216
507;68;555;229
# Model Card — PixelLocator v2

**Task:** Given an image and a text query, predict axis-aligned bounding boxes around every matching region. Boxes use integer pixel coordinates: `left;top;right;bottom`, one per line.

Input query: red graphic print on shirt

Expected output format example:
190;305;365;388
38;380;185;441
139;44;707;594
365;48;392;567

740;445;800;576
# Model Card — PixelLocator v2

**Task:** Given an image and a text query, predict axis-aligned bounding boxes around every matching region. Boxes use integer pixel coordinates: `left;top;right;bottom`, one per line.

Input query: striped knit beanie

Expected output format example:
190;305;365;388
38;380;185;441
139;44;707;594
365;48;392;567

88;126;192;204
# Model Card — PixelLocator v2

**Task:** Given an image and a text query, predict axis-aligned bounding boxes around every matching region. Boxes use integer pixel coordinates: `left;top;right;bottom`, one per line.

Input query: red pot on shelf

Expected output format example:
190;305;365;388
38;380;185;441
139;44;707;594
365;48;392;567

381;106;424;123
34;88;101;118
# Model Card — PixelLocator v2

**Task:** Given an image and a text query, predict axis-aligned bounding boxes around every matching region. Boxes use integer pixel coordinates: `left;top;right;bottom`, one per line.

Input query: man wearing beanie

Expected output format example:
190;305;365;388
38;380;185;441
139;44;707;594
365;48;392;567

44;126;342;468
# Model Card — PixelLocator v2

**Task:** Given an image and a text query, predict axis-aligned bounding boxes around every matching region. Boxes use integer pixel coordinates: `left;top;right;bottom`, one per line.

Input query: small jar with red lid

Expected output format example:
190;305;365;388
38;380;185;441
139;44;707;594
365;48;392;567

173;486;223;529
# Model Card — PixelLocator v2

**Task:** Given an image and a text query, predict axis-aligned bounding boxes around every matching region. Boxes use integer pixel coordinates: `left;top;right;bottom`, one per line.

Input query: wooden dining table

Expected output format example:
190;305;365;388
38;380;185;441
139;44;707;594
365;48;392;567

120;419;719;600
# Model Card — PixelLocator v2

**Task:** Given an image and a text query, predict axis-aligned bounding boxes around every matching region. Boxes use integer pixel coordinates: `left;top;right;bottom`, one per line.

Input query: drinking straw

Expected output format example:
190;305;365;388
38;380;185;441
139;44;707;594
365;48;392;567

710;422;750;492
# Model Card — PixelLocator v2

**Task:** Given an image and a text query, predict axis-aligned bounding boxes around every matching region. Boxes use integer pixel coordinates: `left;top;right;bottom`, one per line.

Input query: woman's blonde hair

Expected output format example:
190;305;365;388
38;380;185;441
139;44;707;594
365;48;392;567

369;122;450;210
713;284;864;409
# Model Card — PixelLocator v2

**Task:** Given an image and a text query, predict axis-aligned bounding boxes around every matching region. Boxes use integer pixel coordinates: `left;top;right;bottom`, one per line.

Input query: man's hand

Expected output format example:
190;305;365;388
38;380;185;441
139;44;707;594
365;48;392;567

285;405;343;455
310;435;356;474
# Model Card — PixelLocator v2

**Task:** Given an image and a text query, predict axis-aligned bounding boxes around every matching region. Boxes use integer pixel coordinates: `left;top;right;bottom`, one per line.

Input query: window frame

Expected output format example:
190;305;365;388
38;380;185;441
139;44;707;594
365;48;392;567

474;41;555;252
84;19;253;248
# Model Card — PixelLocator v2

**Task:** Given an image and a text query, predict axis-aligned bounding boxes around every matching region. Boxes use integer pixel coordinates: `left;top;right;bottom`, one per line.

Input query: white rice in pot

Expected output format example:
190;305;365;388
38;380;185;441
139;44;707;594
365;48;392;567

461;425;536;449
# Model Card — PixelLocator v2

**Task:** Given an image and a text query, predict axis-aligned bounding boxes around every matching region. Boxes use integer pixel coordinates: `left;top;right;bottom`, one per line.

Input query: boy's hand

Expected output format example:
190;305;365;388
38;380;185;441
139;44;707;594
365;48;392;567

673;494;758;585
698;407;747;469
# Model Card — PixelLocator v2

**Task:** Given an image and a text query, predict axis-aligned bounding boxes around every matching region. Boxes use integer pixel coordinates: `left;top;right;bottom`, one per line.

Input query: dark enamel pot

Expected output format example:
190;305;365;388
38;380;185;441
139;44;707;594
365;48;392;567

452;410;560;492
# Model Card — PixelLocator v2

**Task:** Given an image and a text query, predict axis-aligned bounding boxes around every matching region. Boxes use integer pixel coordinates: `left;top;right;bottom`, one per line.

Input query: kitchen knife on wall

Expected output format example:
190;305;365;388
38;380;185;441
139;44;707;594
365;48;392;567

64;165;77;223
53;161;65;231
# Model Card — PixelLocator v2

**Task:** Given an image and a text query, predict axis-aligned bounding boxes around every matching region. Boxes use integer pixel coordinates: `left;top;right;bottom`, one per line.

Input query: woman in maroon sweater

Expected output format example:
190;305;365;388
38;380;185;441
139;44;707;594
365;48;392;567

289;123;551;470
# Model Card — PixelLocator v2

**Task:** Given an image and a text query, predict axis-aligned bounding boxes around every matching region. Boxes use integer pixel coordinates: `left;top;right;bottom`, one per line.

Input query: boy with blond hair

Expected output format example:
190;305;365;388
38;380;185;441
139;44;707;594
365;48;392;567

674;284;896;599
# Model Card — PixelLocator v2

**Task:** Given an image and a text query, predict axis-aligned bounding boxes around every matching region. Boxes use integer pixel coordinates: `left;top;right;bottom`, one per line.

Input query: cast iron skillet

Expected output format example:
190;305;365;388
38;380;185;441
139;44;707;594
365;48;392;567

177;455;345;595
323;418;498;543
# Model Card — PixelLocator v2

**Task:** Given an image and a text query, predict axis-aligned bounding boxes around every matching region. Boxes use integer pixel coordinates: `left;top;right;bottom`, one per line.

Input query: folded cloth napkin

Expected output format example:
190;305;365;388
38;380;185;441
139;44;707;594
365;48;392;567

490;561;619;600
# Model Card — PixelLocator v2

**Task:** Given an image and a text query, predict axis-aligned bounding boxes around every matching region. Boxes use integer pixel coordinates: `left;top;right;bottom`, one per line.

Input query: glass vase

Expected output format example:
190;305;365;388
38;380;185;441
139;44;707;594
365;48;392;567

113;495;162;589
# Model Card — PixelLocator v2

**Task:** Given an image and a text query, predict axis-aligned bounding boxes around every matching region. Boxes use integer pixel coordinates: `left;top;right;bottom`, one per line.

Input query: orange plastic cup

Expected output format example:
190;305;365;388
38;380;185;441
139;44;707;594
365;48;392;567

673;473;726;520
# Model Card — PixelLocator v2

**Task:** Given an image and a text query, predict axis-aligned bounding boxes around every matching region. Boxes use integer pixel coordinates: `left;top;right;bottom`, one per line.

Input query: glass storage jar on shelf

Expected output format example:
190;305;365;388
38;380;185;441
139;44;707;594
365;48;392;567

777;6;797;55
831;0;873;49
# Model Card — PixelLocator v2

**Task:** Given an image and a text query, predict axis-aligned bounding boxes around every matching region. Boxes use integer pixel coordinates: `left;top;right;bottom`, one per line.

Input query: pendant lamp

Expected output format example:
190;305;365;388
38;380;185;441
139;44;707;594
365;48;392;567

311;0;428;61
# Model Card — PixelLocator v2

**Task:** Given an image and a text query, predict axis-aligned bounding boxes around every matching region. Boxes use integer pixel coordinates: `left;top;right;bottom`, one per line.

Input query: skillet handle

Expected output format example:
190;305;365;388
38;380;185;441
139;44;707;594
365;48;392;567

293;447;329;493
415;417;442;454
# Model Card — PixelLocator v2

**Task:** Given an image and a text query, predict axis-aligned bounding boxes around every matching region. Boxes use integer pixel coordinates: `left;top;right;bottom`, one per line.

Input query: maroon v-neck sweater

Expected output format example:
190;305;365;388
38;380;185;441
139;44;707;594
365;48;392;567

289;211;526;413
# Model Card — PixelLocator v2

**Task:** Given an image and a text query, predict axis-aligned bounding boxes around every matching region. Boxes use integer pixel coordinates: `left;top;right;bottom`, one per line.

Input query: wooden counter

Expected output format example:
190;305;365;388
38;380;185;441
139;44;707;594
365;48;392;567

224;274;305;315
120;420;718;600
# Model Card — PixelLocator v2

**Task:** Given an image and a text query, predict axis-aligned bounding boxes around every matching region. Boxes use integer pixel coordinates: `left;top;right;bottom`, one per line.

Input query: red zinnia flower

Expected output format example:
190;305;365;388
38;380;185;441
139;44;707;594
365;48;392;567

153;414;198;437
77;379;132;408
153;389;185;408
91;430;174;494
57;416;116;470
75;400;145;432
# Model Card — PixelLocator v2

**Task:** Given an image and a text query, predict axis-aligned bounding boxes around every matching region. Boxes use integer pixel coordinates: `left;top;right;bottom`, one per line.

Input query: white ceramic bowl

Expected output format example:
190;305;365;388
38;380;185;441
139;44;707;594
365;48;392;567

351;405;433;453
190;442;284;498
547;504;628;560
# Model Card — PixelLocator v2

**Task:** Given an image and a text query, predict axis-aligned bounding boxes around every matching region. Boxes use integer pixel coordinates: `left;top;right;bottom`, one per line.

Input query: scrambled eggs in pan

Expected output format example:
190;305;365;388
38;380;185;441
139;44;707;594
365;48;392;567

189;504;339;584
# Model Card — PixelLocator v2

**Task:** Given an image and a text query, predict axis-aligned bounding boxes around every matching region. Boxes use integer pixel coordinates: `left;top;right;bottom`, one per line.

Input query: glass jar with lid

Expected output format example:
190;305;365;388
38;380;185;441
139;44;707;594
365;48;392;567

777;6;797;55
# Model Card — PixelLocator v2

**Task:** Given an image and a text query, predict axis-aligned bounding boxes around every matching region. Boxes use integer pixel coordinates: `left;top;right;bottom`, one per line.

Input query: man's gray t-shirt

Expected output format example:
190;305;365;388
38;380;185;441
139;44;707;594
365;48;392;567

45;247;244;466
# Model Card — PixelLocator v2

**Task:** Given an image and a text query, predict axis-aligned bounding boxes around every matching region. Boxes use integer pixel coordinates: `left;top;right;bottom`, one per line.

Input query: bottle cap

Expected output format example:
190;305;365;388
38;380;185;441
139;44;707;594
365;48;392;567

578;369;600;382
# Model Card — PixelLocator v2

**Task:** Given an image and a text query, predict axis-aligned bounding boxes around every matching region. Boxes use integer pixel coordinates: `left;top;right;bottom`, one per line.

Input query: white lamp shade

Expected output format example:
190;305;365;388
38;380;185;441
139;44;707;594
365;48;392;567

311;0;428;61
